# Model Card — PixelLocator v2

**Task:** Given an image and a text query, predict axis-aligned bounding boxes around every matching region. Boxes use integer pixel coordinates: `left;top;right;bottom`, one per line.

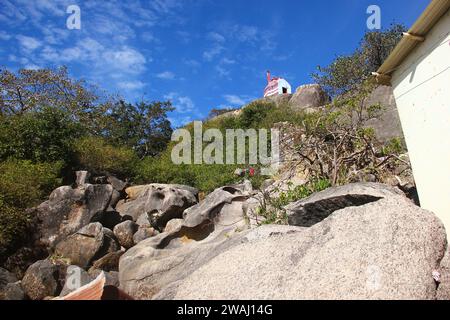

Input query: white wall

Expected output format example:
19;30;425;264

391;9;450;231
277;79;292;95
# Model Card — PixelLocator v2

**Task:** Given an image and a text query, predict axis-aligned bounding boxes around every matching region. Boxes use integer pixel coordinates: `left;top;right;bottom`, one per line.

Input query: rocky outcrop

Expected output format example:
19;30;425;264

166;195;446;300
116;184;198;230
288;84;329;111
36;183;114;248
364;85;403;143
133;227;158;245
21;260;64;300
119;183;253;299
90;251;123;272
113;221;138;249
54;223;120;269
284;183;405;227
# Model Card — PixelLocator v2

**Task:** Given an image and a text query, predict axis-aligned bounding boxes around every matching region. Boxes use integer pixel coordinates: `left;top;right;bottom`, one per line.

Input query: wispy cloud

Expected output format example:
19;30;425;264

164;92;196;114
118;80;146;90
156;71;175;80
16;35;42;51
223;94;254;106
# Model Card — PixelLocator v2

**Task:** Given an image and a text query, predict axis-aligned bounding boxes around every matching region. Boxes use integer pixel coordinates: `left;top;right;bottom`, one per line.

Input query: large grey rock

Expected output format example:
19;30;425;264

107;176;128;192
36;183;114;248
113;221;138;249
364;85;404;143
284;183;405;227
288;84;329;111
75;171;90;187
119;183;253;299
54;223;120;269
21;260;63;300
437;251;450;300
133;227;158;245
169;196;447;300
116;184;198;230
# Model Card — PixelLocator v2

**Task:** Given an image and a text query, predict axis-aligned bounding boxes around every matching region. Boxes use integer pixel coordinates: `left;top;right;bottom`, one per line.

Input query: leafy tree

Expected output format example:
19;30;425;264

100;100;174;158
312;24;406;96
74;136;139;178
0;66;107;119
0;106;82;164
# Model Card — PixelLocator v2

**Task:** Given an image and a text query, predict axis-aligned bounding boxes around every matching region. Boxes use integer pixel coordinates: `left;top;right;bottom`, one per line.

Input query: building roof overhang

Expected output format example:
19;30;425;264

373;0;450;86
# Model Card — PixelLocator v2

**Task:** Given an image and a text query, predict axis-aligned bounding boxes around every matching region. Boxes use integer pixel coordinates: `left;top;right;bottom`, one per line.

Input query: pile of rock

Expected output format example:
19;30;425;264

1;169;449;300
0;171;203;300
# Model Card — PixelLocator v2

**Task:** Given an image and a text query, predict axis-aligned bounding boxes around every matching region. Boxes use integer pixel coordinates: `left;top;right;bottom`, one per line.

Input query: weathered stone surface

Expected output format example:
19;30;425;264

119;183;253;299
107;176;128;192
169;196;446;300
437;251;450;300
89;269;120;288
36;184;114;248
75;171;90;187
288;84;329;111
59;265;93;297
0;267;18;299
364;85;404;143
90;251;124;272
132;227;157;245
117;184;198;230
21;260;63;300
136;212;151;227
113;221;138;249
1;281;25;300
55;223;120;268
164;219;184;234
284;183;405;227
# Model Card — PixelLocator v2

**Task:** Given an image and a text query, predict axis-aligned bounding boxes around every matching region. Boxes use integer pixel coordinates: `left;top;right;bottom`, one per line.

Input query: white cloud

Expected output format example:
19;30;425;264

236;25;258;42
118;81;146;90
102;46;147;74
207;32;225;43
203;44;224;61
223;94;254;106
164;92;195;114
221;57;235;64
0;31;11;41
16;35;42;51
216;65;230;78
183;59;200;68
156;71;175;80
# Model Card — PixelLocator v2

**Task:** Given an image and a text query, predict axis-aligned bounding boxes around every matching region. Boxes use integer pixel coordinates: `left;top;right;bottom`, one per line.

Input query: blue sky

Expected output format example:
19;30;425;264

0;0;429;127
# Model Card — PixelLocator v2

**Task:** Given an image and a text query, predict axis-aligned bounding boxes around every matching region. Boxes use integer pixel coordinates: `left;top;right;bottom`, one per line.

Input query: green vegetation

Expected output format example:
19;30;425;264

0;66;173;257
256;179;332;225
73;136;139;179
312;24;406;96
0;24;409;257
0;160;62;258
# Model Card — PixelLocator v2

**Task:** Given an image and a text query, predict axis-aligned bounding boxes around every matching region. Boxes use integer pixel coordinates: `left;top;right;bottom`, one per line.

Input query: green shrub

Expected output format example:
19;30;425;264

258;179;332;225
0;159;62;209
0;106;82;164
135;153;238;193
0;198;30;259
74;136;138;178
0;159;62;259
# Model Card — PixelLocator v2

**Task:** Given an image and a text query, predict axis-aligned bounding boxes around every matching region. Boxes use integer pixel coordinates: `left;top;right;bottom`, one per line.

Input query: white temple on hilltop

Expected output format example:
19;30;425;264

263;70;292;98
